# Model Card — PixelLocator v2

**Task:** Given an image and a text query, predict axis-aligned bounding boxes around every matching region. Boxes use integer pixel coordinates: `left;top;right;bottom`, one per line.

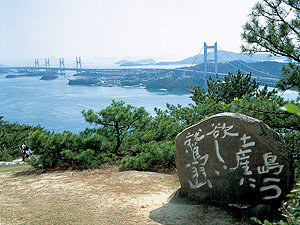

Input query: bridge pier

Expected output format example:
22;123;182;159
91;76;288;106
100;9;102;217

34;59;39;71
204;42;218;79
45;58;50;72
59;58;65;74
76;57;82;73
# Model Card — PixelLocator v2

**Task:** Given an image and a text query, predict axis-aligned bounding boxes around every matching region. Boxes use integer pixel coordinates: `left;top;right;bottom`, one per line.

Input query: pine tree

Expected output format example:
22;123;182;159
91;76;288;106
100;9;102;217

82;100;149;156
242;0;300;91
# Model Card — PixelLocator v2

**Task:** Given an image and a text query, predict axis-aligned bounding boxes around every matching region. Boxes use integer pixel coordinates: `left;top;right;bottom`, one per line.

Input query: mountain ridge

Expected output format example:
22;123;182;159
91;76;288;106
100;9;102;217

114;51;287;67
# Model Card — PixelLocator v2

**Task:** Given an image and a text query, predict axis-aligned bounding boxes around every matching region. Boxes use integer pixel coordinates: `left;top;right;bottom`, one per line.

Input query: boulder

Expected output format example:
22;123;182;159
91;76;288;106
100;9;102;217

175;113;293;207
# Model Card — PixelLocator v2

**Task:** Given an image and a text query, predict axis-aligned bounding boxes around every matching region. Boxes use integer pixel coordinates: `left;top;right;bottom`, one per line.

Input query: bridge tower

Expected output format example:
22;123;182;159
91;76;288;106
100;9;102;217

59;57;65;74
45;58;50;72
76;57;82;73
204;42;218;78
34;59;39;71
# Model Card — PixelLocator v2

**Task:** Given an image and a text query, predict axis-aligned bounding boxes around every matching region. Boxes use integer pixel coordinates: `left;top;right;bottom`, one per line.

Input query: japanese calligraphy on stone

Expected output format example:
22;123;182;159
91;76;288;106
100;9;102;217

175;113;293;205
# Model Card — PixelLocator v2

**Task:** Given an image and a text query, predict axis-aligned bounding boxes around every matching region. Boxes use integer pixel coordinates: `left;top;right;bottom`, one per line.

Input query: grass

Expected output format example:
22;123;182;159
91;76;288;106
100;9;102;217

0;163;32;173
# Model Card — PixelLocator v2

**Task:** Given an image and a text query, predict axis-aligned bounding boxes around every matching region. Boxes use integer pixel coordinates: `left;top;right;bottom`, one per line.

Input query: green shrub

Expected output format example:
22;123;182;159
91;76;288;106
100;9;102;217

119;141;175;171
0;117;44;160
26;155;41;169
28;130;109;170
283;183;300;224
72;149;97;169
0;152;14;162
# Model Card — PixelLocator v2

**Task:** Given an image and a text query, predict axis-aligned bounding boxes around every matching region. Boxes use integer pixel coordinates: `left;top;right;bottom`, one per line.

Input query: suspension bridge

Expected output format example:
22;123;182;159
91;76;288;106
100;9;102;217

0;42;281;85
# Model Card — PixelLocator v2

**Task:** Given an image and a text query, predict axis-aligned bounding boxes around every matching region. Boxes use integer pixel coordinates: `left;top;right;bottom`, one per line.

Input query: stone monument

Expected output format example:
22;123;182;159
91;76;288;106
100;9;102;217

175;113;293;207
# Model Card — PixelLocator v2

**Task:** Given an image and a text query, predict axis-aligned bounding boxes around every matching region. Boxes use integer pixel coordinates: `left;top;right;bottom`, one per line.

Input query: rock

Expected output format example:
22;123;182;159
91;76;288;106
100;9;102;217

175;113;293;207
0;160;26;166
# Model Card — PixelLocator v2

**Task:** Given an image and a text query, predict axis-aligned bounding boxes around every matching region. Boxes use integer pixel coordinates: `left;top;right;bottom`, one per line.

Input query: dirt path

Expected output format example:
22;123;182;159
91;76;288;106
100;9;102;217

0;165;251;224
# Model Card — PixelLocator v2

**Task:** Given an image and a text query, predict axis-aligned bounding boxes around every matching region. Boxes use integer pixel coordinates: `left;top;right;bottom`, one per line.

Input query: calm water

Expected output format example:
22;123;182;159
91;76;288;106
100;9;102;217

0;72;192;133
0;72;298;133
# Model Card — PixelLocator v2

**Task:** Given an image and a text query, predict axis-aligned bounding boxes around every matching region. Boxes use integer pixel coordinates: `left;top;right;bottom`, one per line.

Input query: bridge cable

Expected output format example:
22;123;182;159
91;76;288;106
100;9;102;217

217;44;275;77
216;53;258;76
190;46;204;67
216;53;270;78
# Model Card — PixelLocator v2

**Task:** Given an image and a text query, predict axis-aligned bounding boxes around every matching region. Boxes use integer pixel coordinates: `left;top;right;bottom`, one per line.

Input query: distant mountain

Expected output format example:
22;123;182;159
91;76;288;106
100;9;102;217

116;58;156;66
113;51;287;67
115;60;131;65
116;58;156;64
136;59;156;64
159;51;287;65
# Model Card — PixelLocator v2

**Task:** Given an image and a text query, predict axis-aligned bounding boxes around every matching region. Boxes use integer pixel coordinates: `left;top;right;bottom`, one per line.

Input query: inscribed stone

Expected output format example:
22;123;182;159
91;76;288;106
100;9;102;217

175;113;293;206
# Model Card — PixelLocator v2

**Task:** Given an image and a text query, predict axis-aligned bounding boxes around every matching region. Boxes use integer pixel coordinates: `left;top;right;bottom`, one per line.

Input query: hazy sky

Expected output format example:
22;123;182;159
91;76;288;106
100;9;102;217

0;0;258;63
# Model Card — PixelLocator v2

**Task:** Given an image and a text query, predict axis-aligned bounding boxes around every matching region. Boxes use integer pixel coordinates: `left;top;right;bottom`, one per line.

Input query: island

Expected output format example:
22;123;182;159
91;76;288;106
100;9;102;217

6;70;59;79
40;75;58;80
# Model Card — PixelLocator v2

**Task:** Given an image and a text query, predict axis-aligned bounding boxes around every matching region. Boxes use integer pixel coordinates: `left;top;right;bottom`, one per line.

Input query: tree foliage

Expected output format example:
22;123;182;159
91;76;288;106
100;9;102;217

176;71;300;133
0;116;44;161
241;0;300;131
188;70;259;104
242;0;300;91
82;100;149;156
276;62;300;91
242;0;300;60
28;130;107;169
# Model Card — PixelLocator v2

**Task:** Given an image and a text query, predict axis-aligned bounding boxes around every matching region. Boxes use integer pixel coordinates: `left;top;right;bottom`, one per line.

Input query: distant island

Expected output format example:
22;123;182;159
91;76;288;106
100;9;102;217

5;71;59;79
40;75;58;80
69;60;286;91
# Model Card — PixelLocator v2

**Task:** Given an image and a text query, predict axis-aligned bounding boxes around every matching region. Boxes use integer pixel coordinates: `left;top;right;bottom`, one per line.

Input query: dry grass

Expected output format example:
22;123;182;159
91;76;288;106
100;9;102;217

0;164;251;225
0;164;180;225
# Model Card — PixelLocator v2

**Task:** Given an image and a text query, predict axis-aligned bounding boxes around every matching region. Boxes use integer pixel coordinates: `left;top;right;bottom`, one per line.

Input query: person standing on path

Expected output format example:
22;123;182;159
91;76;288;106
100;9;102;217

20;141;29;161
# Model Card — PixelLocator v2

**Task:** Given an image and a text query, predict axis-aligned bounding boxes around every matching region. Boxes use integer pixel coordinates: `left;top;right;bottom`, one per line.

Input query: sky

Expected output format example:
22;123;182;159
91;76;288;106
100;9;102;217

0;0;258;65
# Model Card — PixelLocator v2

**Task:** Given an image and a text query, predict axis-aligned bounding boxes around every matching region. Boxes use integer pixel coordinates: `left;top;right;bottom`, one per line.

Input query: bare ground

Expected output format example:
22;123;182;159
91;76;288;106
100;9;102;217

0;164;252;225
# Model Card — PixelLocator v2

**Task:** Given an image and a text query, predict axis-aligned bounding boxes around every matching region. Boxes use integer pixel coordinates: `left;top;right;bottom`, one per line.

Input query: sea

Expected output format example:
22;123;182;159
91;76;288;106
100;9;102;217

0;71;193;133
0;70;298;133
